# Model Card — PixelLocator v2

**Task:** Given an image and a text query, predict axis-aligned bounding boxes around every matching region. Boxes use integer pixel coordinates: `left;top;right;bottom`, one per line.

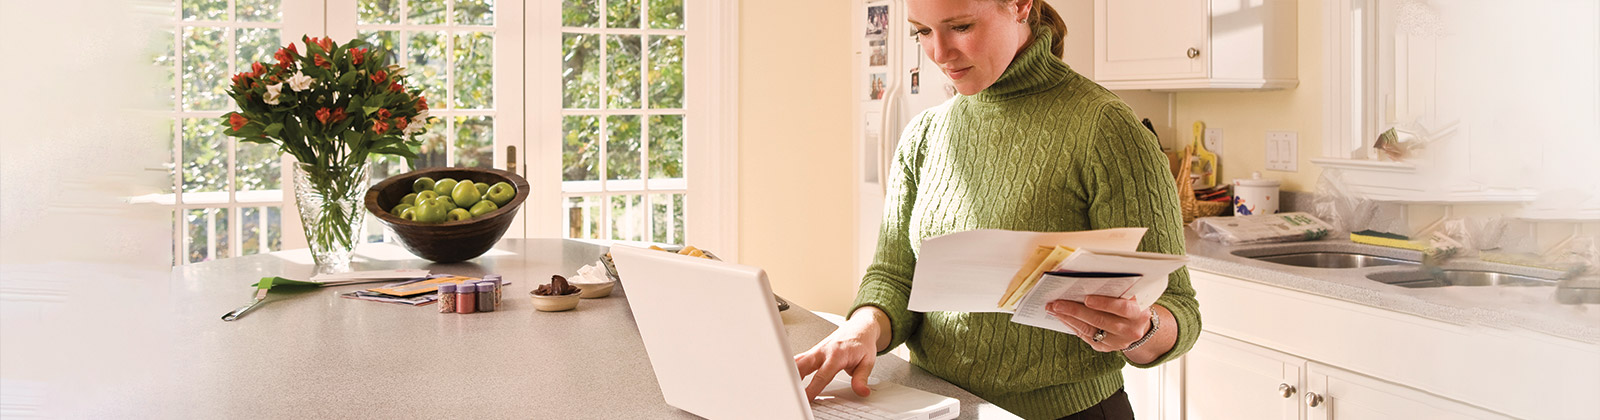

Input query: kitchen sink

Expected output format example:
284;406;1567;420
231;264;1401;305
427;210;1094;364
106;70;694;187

1366;270;1558;288
1233;251;1419;269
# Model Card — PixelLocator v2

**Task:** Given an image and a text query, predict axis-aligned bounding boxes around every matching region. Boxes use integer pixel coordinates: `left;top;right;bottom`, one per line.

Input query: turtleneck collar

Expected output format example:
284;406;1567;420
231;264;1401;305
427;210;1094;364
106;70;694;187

970;25;1074;103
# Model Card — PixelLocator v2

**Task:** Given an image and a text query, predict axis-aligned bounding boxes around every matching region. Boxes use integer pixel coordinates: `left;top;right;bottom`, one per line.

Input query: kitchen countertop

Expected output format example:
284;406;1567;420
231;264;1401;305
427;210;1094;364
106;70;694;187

3;239;1015;418
1183;229;1600;344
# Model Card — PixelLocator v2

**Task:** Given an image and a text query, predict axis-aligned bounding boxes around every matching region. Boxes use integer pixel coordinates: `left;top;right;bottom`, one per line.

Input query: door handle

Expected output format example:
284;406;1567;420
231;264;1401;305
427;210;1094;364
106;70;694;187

506;145;517;174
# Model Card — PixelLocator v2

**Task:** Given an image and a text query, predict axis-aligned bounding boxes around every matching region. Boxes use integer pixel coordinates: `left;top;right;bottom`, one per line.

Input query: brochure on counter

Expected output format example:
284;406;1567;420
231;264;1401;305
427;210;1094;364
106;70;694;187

908;228;1188;335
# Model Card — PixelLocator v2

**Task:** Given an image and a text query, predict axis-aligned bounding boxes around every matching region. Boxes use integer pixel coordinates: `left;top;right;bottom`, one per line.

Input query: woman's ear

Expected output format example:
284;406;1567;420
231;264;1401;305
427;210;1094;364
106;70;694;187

1011;0;1034;22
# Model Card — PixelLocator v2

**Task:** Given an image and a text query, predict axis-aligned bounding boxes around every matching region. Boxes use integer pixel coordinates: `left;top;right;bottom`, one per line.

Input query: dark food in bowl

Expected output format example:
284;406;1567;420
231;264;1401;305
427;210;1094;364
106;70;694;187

364;167;530;263
534;275;581;296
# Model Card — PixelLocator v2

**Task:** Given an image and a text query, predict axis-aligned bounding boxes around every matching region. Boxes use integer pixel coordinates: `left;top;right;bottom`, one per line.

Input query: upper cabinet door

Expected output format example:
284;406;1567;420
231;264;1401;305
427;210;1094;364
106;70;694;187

1094;0;1208;81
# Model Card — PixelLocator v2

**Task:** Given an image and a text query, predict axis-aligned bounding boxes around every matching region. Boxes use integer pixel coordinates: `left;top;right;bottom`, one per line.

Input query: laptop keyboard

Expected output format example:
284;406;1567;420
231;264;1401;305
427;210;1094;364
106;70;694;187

811;397;899;420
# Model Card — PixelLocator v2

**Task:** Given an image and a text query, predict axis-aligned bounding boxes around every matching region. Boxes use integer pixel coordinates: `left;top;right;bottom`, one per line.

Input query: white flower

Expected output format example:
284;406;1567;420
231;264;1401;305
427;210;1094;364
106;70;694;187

404;115;427;135
385;64;406;78
263;83;283;105
286;71;315;92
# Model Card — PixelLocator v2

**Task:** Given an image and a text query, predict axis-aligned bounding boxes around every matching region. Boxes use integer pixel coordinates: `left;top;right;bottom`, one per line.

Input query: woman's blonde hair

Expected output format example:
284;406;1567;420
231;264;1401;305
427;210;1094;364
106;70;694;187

1011;0;1067;58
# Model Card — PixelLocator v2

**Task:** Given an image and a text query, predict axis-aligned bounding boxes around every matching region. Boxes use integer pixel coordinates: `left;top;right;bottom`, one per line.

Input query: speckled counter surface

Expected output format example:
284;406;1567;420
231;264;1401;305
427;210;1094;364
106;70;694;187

34;239;1012;419
1183;229;1600;344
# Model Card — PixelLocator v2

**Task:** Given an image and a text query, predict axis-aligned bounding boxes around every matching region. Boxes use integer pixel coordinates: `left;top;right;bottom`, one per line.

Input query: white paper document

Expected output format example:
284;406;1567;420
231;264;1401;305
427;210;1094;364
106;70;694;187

907;228;1147;313
1007;249;1189;335
309;269;431;285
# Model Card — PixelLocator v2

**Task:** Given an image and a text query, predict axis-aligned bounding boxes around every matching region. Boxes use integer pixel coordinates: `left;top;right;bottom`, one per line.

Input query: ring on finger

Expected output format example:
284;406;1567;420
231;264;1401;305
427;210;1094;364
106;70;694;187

1091;329;1107;343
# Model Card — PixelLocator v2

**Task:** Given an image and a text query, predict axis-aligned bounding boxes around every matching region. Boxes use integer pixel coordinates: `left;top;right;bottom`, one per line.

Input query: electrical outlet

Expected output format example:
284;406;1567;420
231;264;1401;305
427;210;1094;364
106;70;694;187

1203;128;1223;155
1265;131;1298;172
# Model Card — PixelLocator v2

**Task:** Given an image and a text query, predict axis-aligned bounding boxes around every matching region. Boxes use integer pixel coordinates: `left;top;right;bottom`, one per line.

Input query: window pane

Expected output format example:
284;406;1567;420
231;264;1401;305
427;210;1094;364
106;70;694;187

648;0;683;29
408;31;448;109
454;116;494;168
452;31;494;109
182;26;229;111
266;206;282;251
359;30;400;66
607;0;640;28
186;208;230;262
370;154;414;180
413;120;448;168
607;35;642;109
359;0;401;25
563;115;600;181
648;35;684;108
183;0;226;21
242;207;262;255
610;194;645;241
235;28;281;75
648;114;683;179
163;120;177;194
235;0;281;22
407;0;445;25
607;115;641;181
651;193;684;244
183;118;228;193
566;196;602;238
562;33;600;109
455;0;494;26
563;0;599;27
235;141;281;191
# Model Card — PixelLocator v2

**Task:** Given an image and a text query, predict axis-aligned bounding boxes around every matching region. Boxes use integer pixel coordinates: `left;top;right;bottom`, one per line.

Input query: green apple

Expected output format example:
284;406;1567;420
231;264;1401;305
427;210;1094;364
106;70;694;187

433;178;458;196
469;200;498;217
412;177;435;193
474;182;489;196
451;180;481;208
486;181;515;206
398;207;418;221
415;190;438;203
412;201;448;223
447;208;473;222
390;203;413;215
434;196;456;211
400;192;418;206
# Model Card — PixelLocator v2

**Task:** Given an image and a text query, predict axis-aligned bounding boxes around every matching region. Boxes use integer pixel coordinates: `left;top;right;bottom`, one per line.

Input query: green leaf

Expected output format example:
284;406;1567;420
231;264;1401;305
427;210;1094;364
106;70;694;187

264;123;283;137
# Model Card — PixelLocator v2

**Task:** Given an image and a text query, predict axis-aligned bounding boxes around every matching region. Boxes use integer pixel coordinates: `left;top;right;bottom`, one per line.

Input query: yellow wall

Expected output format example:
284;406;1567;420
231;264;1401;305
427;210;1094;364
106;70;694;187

1173;3;1324;192
737;0;858;315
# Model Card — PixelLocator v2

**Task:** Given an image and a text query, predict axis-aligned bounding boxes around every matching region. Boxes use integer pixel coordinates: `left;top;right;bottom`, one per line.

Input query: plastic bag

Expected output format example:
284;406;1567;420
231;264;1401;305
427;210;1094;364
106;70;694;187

1310;169;1406;236
1194;212;1335;245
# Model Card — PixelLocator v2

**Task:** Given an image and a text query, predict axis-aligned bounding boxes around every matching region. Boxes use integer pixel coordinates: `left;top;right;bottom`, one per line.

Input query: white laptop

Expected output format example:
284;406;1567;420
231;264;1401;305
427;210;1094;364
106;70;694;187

610;246;960;420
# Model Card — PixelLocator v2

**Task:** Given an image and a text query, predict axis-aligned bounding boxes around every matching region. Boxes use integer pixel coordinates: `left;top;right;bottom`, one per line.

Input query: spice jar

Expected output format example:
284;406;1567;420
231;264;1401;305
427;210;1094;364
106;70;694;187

476;282;496;312
455;282;476;314
437;283;457;314
483;275;503;304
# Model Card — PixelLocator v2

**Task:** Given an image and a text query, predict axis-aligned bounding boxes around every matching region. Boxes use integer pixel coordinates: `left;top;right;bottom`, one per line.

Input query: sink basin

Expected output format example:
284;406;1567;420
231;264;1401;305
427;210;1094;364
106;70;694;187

1237;252;1418;269
1367;270;1558;288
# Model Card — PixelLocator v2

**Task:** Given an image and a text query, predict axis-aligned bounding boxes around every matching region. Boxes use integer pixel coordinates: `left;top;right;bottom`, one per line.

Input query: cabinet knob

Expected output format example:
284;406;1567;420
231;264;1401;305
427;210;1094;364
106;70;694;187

1278;383;1296;398
1305;392;1324;408
1186;47;1200;59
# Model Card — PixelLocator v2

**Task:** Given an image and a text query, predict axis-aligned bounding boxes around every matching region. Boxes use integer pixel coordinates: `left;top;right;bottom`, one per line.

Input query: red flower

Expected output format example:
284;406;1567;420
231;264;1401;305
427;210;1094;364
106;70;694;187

274;46;296;68
304;36;333;53
349;48;367;66
372;119;389;134
369;70;387;84
231;72;250;88
377;108;392;119
417;96;428;110
388;82;403;92
314;54;330;68
250;62;266;77
394;117;409;131
228;113;248;131
331;108;347;123
316;107;332;124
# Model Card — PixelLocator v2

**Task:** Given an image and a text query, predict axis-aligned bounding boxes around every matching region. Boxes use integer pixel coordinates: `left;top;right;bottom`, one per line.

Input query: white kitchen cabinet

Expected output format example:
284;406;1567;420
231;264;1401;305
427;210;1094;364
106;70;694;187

1092;0;1297;90
1187;332;1509;420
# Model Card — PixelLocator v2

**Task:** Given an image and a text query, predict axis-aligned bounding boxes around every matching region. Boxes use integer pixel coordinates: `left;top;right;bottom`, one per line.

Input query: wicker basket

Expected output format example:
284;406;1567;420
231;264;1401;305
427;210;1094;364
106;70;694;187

1175;147;1229;223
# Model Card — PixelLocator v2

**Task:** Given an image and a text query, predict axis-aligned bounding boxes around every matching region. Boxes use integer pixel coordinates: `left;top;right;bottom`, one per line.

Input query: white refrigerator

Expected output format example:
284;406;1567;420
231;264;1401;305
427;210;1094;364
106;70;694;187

853;0;957;278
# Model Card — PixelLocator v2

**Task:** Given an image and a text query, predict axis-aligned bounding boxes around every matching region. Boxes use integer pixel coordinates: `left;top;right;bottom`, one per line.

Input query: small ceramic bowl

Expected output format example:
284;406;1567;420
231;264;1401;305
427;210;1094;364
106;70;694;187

529;291;581;312
572;281;615;299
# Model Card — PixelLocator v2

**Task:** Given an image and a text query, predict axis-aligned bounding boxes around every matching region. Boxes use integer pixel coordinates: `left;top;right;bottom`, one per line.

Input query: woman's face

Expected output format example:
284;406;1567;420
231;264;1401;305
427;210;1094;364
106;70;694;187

907;0;1032;95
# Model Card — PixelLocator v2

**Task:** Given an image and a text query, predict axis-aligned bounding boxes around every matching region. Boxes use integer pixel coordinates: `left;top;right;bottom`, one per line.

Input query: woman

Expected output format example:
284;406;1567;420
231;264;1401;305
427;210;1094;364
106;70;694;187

792;0;1199;418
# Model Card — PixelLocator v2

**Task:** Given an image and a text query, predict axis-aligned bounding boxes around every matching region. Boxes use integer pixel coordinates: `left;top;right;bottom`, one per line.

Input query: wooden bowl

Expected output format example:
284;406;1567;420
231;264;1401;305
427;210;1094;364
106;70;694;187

363;167;530;263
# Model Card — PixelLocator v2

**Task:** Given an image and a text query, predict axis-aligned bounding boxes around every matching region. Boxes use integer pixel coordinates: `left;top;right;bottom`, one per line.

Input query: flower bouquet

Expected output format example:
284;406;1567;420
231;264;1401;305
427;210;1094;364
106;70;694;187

222;35;432;272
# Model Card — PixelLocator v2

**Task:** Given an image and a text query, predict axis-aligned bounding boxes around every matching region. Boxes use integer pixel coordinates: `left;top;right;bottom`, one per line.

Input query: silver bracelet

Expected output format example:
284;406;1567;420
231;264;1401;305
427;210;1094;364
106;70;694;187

1120;310;1160;353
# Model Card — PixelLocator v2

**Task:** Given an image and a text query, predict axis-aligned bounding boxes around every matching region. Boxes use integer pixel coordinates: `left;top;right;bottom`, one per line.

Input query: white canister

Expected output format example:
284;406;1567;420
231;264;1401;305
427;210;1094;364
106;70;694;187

1232;172;1281;216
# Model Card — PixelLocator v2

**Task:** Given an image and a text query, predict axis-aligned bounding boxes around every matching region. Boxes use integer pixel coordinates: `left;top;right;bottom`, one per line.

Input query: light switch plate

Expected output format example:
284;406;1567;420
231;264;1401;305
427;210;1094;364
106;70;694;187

1266;131;1298;172
1203;128;1223;155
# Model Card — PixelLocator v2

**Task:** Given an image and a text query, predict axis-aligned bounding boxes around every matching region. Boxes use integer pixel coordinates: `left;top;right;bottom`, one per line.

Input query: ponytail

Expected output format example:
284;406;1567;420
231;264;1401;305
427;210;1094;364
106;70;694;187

1025;0;1067;59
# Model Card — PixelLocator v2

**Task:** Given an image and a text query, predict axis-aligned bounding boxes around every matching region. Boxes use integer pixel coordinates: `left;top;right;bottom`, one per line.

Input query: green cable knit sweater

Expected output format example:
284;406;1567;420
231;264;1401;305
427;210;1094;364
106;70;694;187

850;27;1200;419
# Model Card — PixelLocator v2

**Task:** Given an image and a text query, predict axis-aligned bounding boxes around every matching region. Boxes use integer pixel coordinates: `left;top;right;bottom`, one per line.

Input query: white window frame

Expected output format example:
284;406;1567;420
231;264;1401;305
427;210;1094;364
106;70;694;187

529;0;738;259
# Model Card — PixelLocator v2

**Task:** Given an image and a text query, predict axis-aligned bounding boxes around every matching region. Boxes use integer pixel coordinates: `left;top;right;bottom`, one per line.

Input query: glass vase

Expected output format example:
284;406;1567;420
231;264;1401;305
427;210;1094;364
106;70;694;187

293;162;370;274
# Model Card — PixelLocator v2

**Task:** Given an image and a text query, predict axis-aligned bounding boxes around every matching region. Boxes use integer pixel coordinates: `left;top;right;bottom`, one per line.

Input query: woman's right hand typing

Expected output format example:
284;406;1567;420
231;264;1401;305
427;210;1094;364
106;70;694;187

793;306;892;400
